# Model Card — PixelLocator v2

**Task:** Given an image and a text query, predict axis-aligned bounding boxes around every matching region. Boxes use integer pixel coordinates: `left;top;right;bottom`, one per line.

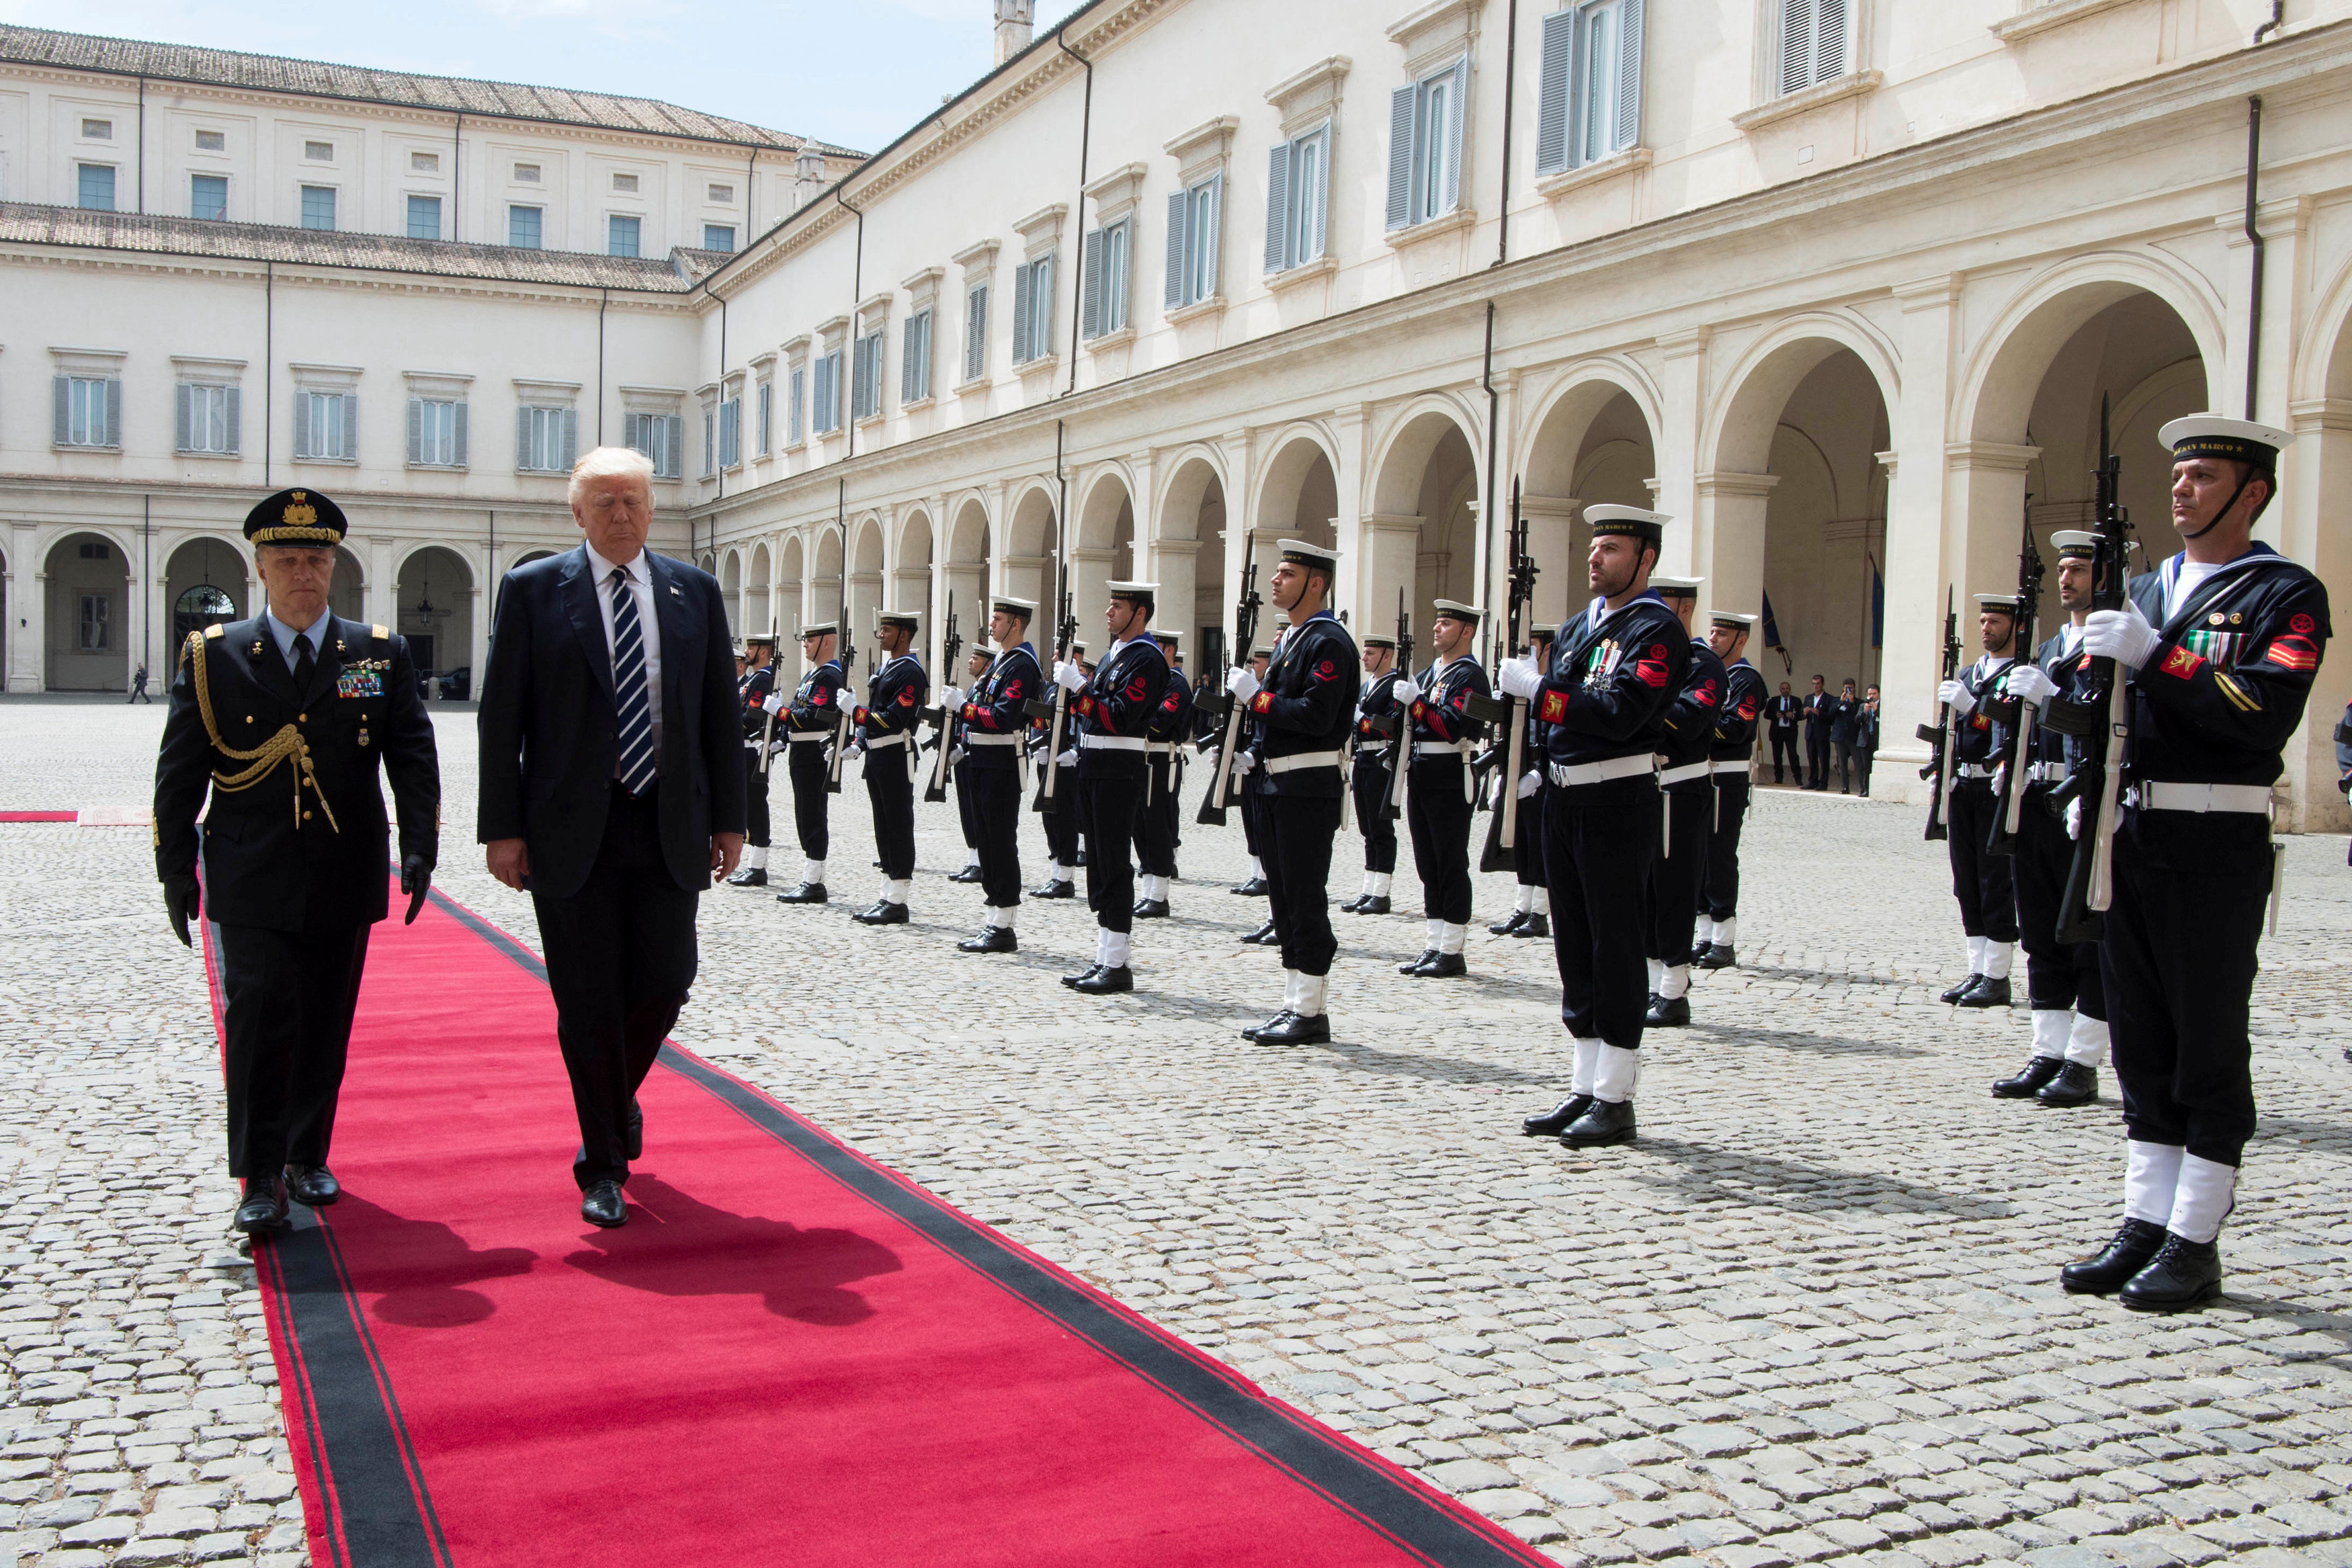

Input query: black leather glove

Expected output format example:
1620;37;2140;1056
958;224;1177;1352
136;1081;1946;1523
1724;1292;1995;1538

163;874;200;949
399;854;433;925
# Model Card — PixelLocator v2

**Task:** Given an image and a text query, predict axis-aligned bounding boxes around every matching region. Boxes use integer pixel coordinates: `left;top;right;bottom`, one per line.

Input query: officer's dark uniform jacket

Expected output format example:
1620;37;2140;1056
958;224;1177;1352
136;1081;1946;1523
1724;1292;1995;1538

1710;660;1765;762
1245;610;1360;797
785;658;850;734
741;662;777;744
1536;594;1691;768
1656;640;1727;791
958;642;1043;769
1073;637;1171;782
155;614;439;930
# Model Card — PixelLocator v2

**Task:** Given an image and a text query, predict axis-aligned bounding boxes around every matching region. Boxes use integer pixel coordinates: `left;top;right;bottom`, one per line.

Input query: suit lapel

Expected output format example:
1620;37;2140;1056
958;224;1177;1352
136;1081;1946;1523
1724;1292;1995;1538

239;616;302;709
299;614;349;709
560;547;618;706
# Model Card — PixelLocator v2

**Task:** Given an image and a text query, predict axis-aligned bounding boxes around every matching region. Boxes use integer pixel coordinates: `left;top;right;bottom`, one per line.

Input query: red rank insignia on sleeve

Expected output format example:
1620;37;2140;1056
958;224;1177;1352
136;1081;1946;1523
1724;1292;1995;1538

1252;690;1273;713
1737;696;1759;721
1162;691;1181;711
2291;613;2316;635
1126;676;1147;701
1004;680;1023;700
1540;690;1568;724
1634;645;1671;689
2160;645;2206;680
2264;635;2318;672
897;689;915;707
1450;688;1468;711
1313;659;1336;682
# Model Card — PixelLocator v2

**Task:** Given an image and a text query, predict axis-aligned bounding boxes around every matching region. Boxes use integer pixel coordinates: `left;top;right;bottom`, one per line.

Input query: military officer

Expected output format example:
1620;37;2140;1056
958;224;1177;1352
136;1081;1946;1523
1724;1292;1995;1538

843;609;928;925
1990;531;2109;1108
1935;595;2023;1006
1395;600;1491;978
947;640;996;885
1491;625;1556;941
771;623;851;905
949;596;1043;953
1055;582;1172;994
1501;506;1689;1149
1343;634;1403;915
2060;415;2327;1311
1034;638;1085;900
726;632;780;887
1134;632;1193;918
1695;611;1763;968
1228;541;1360;1045
1642;577;1726;1027
152;488;441;1233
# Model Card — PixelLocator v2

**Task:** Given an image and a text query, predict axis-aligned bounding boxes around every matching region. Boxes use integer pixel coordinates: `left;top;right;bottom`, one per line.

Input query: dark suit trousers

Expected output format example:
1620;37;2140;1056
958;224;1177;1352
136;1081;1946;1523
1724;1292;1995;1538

866;746;917;879
1768;728;1798;782
1081;771;1144;934
215;920;371;1178
1544;777;1656;1049
743;745;772;848
1258;791;1341;976
1854;746;1874;796
965;763;1024;908
532;783;699;1188
786;741;830;863
1405;758;1474;924
1805;726;1831;787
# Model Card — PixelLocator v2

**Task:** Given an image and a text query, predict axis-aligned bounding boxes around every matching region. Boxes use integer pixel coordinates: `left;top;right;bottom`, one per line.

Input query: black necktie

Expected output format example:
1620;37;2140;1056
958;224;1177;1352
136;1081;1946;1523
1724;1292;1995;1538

292;632;314;693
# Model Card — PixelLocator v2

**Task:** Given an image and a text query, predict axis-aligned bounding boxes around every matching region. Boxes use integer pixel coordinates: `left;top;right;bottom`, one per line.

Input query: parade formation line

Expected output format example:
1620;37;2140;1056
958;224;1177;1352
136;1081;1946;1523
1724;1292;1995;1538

201;877;1547;1568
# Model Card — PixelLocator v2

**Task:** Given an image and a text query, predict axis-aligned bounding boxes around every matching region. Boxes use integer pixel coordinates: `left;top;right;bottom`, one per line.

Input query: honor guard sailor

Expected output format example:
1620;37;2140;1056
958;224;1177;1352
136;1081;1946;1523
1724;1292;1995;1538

1499;506;1689;1149
1344;635;1403;915
1491;625;1556;941
2060;415;2328;1311
1935;596;2025;1006
1056;582;1171;992
845;609;929;924
727;633;779;886
153;488;441;1233
1695;612;1763;968
1229;542;1361;1045
1034;641;1086;900
1642;577;1726;1027
948;640;996;883
1396;601;1491;977
950;597;1043;953
1232;642;1277;903
1133;632;1193;918
771;623;851;904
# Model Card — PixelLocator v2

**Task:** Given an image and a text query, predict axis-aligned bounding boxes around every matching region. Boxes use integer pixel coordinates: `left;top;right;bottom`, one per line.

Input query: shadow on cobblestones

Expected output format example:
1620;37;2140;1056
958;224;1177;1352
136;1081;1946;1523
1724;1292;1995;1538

1682;1021;1931;1058
1304;1041;1558;1089
1620;1135;2020;1217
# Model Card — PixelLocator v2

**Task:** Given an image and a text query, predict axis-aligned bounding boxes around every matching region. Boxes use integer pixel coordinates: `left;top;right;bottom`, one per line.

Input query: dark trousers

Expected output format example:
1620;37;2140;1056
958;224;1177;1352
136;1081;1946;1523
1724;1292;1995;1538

2015;793;2105;1018
531;783;698;1188
965;763;1024;909
1544;777;1658;1049
1644;786;1710;967
1854;747;1874;796
1405;758;1474;923
743;746;772;848
1831;741;1855;793
1257;790;1341;976
1352;752;1399;873
866;744;916;879
1945;780;2019;941
1241;781;1262;859
2102;810;2269;1166
954;750;980;850
1768;729;1798;783
1081;770;1144;935
786;740;830;863
1042;763;1082;869
214;920;371;1179
1133;759;1181;878
1805;726;1831;787
1514;777;1547;888
1699;778;1749;920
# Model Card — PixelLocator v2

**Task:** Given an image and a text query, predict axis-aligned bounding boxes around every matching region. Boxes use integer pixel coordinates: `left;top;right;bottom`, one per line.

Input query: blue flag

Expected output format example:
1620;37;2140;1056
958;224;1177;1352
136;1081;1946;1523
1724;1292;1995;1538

1761;589;1783;650
1869;556;1884;650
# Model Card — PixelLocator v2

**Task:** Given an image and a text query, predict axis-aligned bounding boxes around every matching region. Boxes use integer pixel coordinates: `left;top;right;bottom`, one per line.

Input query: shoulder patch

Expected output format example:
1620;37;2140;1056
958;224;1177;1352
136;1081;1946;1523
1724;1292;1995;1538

372;624;390;640
204;623;225;640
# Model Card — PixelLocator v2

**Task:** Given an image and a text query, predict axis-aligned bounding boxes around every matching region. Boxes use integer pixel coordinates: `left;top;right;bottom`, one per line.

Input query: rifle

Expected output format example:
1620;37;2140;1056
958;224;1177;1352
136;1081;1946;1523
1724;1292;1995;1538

1476;480;1537;873
921;592;960;804
755;617;780;775
1916;586;1961;839
1197;533;1263;826
1984;496;2044;857
1029;562;1077;814
1382;590;1415;824
2045;397;2133;944
825;536;856;795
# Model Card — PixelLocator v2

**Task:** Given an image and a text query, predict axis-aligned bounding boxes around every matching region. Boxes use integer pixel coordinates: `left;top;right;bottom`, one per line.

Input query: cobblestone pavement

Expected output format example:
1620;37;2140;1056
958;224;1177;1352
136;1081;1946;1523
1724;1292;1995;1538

4;700;2349;1568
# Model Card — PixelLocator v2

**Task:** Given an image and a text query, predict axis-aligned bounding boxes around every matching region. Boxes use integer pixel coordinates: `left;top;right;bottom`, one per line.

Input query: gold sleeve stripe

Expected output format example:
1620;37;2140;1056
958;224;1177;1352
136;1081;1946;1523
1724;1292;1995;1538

2212;670;2260;712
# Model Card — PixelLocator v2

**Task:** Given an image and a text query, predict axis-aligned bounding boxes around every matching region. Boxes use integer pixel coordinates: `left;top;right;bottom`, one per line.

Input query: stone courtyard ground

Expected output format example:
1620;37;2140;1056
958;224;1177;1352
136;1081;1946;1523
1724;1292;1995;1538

2;699;2348;1568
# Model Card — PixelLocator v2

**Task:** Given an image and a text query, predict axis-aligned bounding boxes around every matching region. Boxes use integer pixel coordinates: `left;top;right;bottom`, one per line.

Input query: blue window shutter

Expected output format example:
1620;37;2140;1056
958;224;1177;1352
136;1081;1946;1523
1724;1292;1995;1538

1036;255;1054;354
665;415;682;478
175;384;193;452
1263;142;1291;274
1781;0;1816;95
1616;0;1645;150
1536;9;1576;175
225;387;241;455
1164;191;1189;308
340;395;355;461
1385;85;1417;230
966;287;987;380
293;392;312;460
1814;0;1847;83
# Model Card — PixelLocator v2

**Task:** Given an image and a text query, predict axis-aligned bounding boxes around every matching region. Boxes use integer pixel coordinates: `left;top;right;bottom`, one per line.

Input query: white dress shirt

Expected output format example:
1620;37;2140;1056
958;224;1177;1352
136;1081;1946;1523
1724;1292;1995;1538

585;541;663;740
264;604;331;669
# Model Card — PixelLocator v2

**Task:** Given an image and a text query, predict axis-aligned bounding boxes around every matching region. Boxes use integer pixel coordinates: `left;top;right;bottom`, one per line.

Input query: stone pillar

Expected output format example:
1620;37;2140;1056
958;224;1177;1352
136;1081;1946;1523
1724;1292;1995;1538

1359;513;1423;642
1875;277;1962;801
1651;329;1709;576
6;523;39;693
1145;536;1200;658
466;546;491;693
1692;472;1777;632
1516;493;1580;634
2281;399;2352;832
1331;404;1368;627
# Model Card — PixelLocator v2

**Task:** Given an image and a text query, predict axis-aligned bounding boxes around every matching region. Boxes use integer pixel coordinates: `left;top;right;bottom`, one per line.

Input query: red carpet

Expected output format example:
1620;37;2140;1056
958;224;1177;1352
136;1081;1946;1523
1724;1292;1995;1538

204;883;1547;1568
0;811;77;822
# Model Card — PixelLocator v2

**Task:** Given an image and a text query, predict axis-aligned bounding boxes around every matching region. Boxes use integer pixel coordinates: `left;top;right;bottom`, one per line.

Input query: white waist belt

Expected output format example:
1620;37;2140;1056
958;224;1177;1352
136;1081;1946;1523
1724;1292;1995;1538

1357;741;1392;755
2027;761;2068;784
1082;733;1148;752
963;732;1021;747
1954;763;1997;780
1265;749;1344;775
1412;742;1469;759
2136;781;2271;816
1548;754;1658;789
1146;741;1180;757
864;732;908;750
1657;760;1712;786
787;731;829;744
1711;758;1752;775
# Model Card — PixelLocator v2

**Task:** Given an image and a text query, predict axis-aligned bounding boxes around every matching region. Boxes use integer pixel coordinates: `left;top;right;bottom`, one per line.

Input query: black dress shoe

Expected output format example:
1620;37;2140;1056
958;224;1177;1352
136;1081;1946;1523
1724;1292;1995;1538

958;926;1018;954
1644;994;1690;1027
1694;942;1735;969
1242;918;1278;945
1992;1056;2064;1098
234;1176;288;1234
2059;1217;2168;1294
581;1179;628;1229
1231;876;1268;897
1359;895;1391;915
725;865;769;887
1939;972;1982;1004
283;1164;339;1207
1561;1098;1638;1147
1488;910;1527;937
1514;912;1549;939
2037;1061;2099;1106
1409;953;1466;978
1073;965;1133;995
1339;894;1370;914
2119;1233;2224;1313
1060;964;1103;988
1132;898;1171;918
853;900;910;925
1242;1010;1296;1041
1032;879;1077;900
1956;975;2011;1008
1074;848;1089;867
625;1101;644;1161
1399;949;1439;974
1253;1011;1331;1045
776;882;829;905
947;865;984;883
1521;1096;1593;1137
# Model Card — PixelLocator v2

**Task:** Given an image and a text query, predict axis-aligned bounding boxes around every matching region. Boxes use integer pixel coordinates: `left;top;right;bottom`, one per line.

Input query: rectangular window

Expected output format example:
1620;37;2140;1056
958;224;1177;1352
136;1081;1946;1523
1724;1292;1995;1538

79;595;110;652
195;129;226;153
304;140;335;161
407;194;442;241
623;411;683;478
77;163;116;211
175;383;241;455
407;397;468;468
509;205;542;249
513;163;542;183
411;150;439;173
788;367;806;443
612;172;639;193
300;184;337;230
294;391;355;462
1386;58;1470;230
1164;177;1221;310
53;376;121;447
1011;254;1055;363
756;380;773;455
964;284;989;382
82;118;113;140
191;173;228;221
1538;0;1646;175
1081;219;1131;339
900;308;934;401
1779;0;1849;95
719;396;742;467
851;331;884;421
608;214;641;257
703;223;737;252
515;405;578;472
812;351;843;434
1263;124;1331;274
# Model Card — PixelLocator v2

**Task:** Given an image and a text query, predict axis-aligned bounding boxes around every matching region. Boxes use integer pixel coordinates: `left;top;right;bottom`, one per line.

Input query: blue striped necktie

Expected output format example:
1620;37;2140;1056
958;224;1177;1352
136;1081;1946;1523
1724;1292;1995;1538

610;567;657;795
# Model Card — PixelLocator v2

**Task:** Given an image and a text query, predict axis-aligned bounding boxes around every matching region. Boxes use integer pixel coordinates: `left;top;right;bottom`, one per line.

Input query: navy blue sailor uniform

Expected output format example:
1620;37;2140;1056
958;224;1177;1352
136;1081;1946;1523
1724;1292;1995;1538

737;660;777;857
780;656;849;883
1699;655;1765;940
1642;630;1726;1011
1403;653;1491;947
1244;610;1359;986
1945;648;2023;984
1073;635;1171;957
957;639;1042;920
850;647;928;897
1350;668;1404;894
1133;662;1193;890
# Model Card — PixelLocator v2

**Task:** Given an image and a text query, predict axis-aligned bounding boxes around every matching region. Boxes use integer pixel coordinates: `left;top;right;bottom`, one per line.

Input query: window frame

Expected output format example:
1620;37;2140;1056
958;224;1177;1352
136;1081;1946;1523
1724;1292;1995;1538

1777;0;1853;97
1264;122;1331;275
409;396;468;469
516;404;579;474
901;307;935;402
756;378;773;455
190;173;228;222
55;376;121;449
300;183;337;232
1081;218;1133;341
963;283;990;384
407;193;443;241
623;410;683;478
77;163;116;212
508;204;544;249
812;350;843;435
294;390;357;464
703;223;737;253
175;382;240;456
607;213;642;257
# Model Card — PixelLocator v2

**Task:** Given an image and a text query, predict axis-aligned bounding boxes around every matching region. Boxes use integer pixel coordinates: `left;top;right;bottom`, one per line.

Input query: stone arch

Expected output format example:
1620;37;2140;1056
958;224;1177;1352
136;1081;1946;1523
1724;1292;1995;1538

165;537;252;645
45;529;136;691
1366;402;1483;644
894;506;935;654
1519;364;1665;629
847;512;886;641
746;542;772;638
395;544;478;689
1075;466;1136;629
1159;451;1229;666
721;548;744;636
944;496;993;652
775;533;806;679
1706;314;1902;476
1004;482;1060;604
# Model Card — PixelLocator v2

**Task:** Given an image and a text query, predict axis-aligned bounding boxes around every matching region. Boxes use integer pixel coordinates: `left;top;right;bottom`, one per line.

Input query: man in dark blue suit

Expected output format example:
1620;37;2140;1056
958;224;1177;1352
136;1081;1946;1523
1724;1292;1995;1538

477;446;744;1228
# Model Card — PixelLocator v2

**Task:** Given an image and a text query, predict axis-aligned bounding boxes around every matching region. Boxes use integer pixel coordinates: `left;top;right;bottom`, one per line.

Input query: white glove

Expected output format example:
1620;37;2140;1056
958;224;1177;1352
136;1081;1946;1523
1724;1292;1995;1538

1232;751;1257;777
761;693;786;715
2066;797;2084;841
1992;763;2009;801
1057;748;1077;767
831;689;858;716
1937;679;1975;716
1052;660;1087;693
939;685;966;711
2084;600;2161;669
948;746;967;766
1497;657;1543;701
1517;769;1540;800
2005;665;2058;707
1227;666;1261;702
1393;677;1423;707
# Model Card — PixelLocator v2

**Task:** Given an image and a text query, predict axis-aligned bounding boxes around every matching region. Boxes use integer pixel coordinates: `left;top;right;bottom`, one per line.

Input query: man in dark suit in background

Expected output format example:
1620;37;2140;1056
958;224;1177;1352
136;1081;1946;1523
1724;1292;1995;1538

477;447;744;1229
1854;685;1881;796
1765;681;1801;783
1801;674;1834;789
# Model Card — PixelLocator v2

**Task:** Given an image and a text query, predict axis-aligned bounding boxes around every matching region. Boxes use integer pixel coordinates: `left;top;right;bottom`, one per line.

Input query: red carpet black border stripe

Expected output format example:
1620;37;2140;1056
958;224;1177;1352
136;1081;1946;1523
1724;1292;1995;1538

427;887;1545;1568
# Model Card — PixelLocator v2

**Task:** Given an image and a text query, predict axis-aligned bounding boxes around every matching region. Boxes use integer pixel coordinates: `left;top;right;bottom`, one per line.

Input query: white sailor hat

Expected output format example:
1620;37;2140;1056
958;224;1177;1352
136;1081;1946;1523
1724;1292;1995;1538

876;607;921;630
967;638;996;656
1975;593;2020;613
1363;633;1398;650
1105;580;1158;605
798;621;838;638
1430;598;1483;622
2051;530;2098;560
1649;574;1704;599
1156;630;1180;647
1710;610;1759;629
991;593;1038;619
1585;504;1672;542
1277;537;1339;570
2159;414;2295;470
1250;646;1273;659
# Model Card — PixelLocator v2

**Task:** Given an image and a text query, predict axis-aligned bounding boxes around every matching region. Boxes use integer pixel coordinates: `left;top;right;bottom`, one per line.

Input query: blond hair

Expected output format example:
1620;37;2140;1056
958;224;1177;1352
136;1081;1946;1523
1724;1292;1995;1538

568;445;656;509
